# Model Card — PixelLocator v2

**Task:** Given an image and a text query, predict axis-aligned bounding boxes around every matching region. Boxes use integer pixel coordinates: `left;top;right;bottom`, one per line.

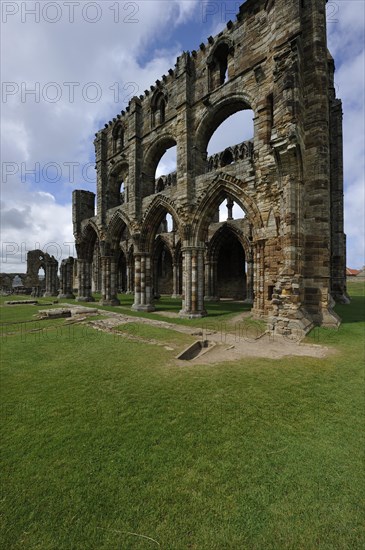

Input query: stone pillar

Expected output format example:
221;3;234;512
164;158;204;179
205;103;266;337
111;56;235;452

153;256;160;299
171;261;181;299
245;259;254;303
179;245;207;318
100;256;120;306
44;258;58;297
76;259;95;302
132;253;155;312
58;257;75;299
204;259;219;301
227;198;234;220
126;258;134;294
197;248;205;313
251;242;264;316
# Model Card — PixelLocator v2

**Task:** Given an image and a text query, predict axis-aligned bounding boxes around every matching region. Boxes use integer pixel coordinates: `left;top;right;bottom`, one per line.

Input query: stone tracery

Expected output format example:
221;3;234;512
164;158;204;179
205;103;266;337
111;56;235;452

72;0;348;337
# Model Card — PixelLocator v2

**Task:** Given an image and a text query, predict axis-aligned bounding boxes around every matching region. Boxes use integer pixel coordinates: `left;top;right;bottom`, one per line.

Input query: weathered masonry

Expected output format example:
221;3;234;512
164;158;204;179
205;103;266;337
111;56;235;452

72;0;348;337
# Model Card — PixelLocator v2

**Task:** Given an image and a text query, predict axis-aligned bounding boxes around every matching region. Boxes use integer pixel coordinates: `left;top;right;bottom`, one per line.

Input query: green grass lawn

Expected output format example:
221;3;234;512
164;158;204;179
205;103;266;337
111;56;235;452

0;282;364;549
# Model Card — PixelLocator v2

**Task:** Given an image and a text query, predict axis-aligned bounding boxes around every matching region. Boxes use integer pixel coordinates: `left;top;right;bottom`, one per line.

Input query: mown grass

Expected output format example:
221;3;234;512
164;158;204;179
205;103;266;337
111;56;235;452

0;282;364;549
115;323;194;347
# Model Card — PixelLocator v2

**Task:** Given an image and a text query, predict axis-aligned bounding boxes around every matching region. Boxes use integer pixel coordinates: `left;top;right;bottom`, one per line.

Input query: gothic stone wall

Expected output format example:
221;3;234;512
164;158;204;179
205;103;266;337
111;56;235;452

72;0;347;336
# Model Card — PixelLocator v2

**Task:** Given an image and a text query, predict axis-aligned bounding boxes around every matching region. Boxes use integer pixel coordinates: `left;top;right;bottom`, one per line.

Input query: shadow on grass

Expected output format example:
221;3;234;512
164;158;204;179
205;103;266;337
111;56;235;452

117;295;252;318
335;294;365;325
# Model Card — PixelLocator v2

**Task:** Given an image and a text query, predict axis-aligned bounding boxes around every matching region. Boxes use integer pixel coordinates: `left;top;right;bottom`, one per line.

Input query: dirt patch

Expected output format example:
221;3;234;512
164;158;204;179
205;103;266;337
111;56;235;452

176;333;332;365
56;305;333;364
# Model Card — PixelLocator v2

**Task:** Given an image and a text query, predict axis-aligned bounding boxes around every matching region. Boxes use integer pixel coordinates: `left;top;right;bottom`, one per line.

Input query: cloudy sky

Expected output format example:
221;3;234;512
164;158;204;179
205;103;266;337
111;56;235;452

1;0;364;273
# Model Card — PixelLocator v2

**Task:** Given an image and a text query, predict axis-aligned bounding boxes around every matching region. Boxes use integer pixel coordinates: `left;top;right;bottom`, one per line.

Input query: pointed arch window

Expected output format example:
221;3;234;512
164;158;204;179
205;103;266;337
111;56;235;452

113;124;125;153
151;91;167;127
208;41;233;91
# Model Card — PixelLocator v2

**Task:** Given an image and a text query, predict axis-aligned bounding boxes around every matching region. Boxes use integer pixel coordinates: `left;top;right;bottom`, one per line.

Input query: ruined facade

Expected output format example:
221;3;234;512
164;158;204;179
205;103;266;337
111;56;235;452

26;250;59;297
72;0;348;337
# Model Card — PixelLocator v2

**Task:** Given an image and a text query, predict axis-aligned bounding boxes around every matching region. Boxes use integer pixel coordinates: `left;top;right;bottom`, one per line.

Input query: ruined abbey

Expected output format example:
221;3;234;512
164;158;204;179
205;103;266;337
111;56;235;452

70;0;348;337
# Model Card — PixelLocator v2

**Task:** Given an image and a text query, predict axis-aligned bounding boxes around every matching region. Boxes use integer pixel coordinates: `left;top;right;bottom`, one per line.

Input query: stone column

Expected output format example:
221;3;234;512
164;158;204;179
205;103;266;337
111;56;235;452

153;256;160;299
171;255;182;299
132;253;155;312
100;256;120;306
251;242;264;316
204;259;219;301
133;254;141;308
245;259;254;303
204;259;210;298
58;257;75;299
197;248;205;313
171;261;179;298
126;258;134;294
44;258;58;297
179;245;207;318
227;198;234;220
76;259;95;302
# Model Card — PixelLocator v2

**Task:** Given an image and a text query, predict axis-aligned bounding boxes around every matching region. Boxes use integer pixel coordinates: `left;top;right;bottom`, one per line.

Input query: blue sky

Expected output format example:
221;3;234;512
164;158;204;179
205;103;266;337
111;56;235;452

1;1;364;272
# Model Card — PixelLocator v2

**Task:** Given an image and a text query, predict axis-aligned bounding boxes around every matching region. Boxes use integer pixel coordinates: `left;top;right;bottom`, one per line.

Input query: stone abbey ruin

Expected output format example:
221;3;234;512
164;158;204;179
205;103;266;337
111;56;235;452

69;0;347;338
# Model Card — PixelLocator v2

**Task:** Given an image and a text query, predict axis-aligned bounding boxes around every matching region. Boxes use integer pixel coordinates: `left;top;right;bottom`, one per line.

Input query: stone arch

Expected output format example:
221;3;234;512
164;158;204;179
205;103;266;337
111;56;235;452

151;89;168;126
221;147;234;167
208;222;252;261
142;134;177;197
193;174;263;244
154;233;174;258
105;210;132;253
140;195;181;253
26;249;59;297
195;93;256;171
77;221;101;262
108;160;129;208
207;38;234;90
112;122;125;152
207;223;249;301
153;234;174;297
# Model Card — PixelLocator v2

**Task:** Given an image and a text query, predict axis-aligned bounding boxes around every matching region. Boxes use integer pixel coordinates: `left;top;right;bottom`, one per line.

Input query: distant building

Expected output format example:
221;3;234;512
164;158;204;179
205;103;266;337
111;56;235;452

355;267;365;280
346;268;360;278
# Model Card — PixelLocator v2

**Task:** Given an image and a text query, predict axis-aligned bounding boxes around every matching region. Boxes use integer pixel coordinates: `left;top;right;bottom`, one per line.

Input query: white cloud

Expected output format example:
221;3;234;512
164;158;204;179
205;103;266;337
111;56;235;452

1;178;74;273
327;1;365;268
1;1;199;273
0;0;363;275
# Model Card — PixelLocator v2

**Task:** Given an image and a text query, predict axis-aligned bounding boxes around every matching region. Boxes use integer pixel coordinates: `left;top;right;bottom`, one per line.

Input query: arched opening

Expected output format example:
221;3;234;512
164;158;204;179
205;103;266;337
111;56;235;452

77;223;100;296
221;148;234;166
109;163;128;208
205;225;250;302
156;145;177;180
113;124;125;153
106;213;133;296
12;275;23;293
195;183;256;307
208;42;231;90
154;238;173;297
151;91;167;127
207;110;254;157
166;213;174;232
216;229;247;300
38;266;46;290
141;200;182;303
143;137;177;197
218;198;245;222
195;98;255;176
156;178;164;193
